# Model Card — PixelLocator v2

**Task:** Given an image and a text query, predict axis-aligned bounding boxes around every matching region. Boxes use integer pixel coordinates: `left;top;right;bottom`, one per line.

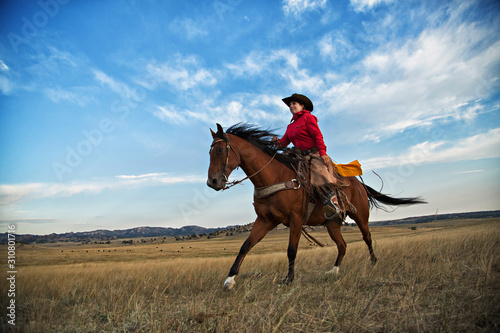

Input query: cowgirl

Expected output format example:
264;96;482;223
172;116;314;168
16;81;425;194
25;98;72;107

273;93;342;222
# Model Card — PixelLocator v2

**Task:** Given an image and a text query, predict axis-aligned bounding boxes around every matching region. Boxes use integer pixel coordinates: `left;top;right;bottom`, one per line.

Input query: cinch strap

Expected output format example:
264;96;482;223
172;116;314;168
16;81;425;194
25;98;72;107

254;179;300;199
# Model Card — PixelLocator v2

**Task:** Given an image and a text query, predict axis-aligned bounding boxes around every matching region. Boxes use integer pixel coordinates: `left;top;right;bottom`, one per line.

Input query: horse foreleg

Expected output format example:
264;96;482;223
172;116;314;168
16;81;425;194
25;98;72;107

325;222;346;274
224;218;273;290
282;219;302;285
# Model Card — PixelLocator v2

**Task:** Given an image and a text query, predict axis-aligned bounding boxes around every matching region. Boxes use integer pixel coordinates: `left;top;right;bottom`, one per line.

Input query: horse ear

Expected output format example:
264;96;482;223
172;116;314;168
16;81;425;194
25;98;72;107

210;128;216;138
216;123;224;134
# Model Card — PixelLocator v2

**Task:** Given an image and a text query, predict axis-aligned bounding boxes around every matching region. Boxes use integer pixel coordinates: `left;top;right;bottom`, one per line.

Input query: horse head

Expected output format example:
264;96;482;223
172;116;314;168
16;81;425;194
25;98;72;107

207;123;241;191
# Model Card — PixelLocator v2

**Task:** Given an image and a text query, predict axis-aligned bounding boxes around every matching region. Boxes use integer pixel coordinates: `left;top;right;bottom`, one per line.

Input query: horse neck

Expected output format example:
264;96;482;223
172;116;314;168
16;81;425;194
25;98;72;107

228;134;290;188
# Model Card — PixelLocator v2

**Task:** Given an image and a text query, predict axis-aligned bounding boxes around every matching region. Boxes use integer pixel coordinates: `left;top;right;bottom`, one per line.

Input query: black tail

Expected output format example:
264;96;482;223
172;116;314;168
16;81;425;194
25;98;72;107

365;185;426;211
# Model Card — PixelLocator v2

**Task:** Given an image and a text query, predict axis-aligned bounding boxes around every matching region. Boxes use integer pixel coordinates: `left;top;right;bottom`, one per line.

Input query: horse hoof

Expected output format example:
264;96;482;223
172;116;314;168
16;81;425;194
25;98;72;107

325;266;340;275
223;276;236;290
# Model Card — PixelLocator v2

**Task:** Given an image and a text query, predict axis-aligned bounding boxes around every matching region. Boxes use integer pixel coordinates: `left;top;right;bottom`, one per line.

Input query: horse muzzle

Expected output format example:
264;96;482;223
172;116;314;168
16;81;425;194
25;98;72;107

207;177;225;191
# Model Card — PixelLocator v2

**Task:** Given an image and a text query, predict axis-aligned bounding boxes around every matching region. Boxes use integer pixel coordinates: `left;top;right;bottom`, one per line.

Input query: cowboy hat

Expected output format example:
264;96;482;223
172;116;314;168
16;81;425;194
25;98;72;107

282;93;314;112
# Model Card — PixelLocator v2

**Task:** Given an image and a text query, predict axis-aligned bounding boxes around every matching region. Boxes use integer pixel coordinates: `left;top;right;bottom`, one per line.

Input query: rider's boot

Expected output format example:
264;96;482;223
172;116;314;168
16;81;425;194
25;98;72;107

323;191;343;224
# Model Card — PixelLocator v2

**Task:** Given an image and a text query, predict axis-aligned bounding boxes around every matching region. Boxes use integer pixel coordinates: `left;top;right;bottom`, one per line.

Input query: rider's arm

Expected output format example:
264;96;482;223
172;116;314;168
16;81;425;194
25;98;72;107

304;113;327;156
277;132;290;148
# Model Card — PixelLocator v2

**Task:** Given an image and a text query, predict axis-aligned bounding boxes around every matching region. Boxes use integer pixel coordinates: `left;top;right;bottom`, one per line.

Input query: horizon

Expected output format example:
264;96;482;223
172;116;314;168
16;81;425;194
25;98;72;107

1;0;499;235
10;209;500;237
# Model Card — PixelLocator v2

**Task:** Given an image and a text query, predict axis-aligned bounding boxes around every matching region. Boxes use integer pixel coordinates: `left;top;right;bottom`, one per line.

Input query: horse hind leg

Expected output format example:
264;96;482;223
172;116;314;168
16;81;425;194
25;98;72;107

325;222;346;274
350;211;377;265
366;231;377;265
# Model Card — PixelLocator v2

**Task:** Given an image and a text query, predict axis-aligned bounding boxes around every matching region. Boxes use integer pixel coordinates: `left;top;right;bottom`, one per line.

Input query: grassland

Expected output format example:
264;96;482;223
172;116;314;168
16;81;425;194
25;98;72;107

1;218;499;332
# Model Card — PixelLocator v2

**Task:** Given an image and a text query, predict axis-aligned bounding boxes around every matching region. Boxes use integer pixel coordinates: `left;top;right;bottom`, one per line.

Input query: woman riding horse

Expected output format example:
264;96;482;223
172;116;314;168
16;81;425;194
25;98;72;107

273;93;343;223
207;99;425;290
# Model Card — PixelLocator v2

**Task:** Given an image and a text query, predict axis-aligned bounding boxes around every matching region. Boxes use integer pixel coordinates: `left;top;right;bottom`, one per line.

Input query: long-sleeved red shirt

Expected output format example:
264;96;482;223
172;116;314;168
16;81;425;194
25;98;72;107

279;110;327;156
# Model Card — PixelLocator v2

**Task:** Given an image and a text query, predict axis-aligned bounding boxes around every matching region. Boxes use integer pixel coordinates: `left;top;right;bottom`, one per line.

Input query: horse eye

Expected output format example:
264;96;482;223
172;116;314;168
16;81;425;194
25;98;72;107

218;148;224;153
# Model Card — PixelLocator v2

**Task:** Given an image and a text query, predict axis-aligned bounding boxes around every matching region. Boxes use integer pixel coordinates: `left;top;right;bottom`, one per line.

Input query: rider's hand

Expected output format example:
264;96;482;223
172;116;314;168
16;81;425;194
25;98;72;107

321;154;331;165
272;136;281;148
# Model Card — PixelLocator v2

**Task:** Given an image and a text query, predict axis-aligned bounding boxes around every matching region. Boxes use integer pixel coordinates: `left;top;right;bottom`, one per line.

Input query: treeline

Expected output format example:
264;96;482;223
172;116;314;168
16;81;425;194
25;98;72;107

175;223;254;241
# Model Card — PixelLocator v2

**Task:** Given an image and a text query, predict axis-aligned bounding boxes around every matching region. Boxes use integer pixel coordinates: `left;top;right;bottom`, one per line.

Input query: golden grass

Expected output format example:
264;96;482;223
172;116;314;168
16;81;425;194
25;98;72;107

1;218;499;332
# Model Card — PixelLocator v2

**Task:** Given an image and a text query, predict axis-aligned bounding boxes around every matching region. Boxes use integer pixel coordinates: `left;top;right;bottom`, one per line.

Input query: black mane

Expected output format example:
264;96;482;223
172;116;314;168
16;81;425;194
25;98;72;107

225;123;296;170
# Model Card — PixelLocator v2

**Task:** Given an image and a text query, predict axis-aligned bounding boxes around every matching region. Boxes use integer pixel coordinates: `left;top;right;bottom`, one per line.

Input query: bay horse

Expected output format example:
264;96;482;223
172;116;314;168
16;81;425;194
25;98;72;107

207;123;425;290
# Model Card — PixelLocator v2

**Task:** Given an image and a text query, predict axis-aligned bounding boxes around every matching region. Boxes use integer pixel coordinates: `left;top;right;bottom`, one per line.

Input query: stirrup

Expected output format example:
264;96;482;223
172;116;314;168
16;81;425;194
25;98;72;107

323;203;342;223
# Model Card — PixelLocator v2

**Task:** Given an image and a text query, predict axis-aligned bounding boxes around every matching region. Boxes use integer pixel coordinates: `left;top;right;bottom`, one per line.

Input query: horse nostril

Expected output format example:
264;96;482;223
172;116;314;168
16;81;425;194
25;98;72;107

212;178;218;185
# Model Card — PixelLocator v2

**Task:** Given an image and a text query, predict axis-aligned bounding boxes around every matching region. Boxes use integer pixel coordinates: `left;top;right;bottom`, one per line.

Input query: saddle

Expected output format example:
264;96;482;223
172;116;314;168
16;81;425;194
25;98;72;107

281;147;356;225
253;147;356;224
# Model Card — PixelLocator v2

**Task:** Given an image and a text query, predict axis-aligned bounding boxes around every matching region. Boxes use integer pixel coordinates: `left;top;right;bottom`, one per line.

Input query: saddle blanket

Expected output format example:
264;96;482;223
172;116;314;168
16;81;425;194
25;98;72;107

333;160;363;177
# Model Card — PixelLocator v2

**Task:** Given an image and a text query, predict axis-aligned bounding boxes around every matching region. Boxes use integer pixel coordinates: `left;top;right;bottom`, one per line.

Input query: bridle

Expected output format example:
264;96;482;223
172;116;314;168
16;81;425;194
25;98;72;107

210;135;241;185
210;134;277;190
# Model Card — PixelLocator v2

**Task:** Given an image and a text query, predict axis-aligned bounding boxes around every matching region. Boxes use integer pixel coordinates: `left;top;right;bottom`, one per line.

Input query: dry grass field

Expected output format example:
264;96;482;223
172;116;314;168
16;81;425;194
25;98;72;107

1;218;499;332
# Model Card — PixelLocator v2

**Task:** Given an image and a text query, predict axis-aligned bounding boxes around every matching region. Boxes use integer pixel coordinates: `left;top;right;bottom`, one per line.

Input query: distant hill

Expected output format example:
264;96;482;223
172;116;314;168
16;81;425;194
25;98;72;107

1;210;499;244
0;225;230;244
372;210;500;225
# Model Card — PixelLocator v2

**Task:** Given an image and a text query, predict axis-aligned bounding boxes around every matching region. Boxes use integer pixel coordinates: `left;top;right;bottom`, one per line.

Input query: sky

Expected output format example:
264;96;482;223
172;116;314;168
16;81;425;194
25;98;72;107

0;0;499;235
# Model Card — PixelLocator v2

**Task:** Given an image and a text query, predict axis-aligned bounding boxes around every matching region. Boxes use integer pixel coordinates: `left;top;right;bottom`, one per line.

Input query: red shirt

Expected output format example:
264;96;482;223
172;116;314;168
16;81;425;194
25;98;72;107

279;110;327;156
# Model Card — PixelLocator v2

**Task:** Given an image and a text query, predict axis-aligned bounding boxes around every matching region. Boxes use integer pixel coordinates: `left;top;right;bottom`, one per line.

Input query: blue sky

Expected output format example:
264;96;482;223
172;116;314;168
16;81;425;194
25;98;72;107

1;0;499;235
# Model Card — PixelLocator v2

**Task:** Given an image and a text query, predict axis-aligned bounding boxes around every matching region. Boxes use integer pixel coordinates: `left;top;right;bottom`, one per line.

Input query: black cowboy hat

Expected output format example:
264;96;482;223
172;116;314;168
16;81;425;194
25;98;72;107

282;93;314;112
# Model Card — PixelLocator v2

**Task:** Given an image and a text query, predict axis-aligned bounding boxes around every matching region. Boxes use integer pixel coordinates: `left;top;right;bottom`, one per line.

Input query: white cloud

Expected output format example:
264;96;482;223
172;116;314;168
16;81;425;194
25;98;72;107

283;0;327;16
115;173;165;180
362;128;500;169
93;70;139;99
0;60;9;71
213;93;288;125
25;46;88;87
155;106;181;123
141;55;217;91
44;87;78;103
285;68;325;94
224;48;325;99
453;170;484;175
169;18;208;40
115;173;205;184
140;2;499;143
225;49;299;77
318;32;359;62
153;92;287;126
350;0;392;12
154;101;242;125
362;53;390;70
0;59;16;95
321;14;500;142
43;87;95;106
30;46;80;71
0;75;15;95
0;173;206;206
154;105;200;125
3;45;95;100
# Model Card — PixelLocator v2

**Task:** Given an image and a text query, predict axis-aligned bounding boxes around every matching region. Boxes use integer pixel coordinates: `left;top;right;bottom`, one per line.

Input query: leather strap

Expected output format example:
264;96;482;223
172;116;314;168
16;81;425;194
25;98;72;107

254;179;300;199
304;202;316;222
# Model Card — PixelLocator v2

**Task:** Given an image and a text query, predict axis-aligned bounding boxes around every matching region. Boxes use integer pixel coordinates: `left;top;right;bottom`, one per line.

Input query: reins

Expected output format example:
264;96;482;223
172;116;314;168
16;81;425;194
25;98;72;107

224;151;277;190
